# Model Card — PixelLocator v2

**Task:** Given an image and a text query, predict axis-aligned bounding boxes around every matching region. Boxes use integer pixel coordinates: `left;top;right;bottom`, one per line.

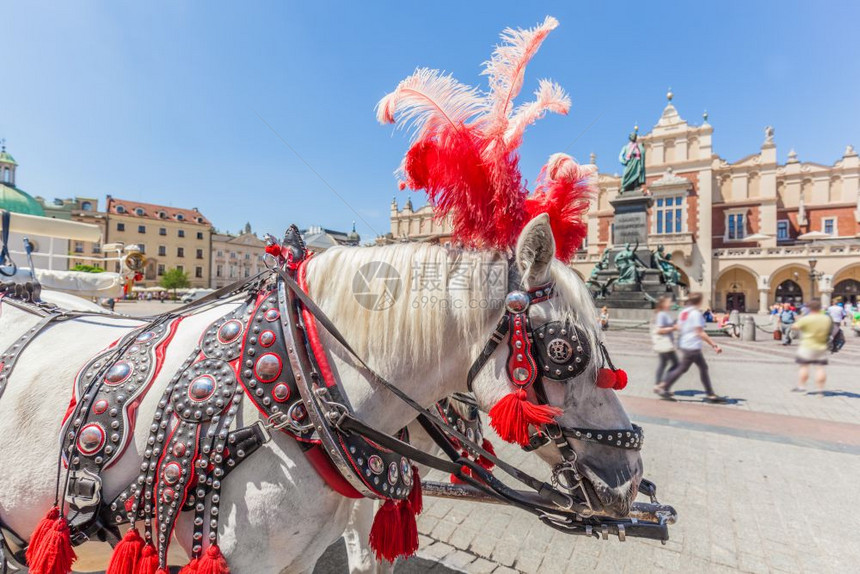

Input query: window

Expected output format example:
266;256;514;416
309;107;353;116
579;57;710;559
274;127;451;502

196;249;204;259
158;245;166;256
216;264;223;278
138;225;146;234
116;205;126;214
73;241;84;254
217;250;223;257
178;230;185;238
777;220;790;240
92;244;101;254
135;207;145;216
176;213;185;221
726;212;746;240
159;228;167;236
655;196;684;234
177;247;185;257
244;267;250;278
80;201;92;211
3;168;9;183
244;253;250;260
230;251;237;259
177;265;184;272
158;211;167;219
117;222;125;232
195;266;203;278
138;244;146;254
196;231;203;240
822;217;837;236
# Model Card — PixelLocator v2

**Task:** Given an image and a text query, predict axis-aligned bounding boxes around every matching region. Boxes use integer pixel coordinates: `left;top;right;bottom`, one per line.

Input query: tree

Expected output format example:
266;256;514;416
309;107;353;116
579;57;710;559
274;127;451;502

160;268;190;299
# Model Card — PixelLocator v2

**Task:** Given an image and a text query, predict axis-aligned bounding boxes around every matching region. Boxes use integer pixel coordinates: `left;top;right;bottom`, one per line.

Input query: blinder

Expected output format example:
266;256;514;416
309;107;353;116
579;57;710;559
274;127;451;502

532;321;591;381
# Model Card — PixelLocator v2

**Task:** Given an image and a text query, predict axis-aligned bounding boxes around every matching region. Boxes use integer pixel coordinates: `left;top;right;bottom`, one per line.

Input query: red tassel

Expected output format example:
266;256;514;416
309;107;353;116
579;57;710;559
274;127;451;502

26;513;76;574
134;544;159;574
397;500;419;558
178;558;199;574
368;499;403;563
26;506;60;566
596;368;617;389
106;527;144;574
477;438;496;470
613;369;628;390
197;544;230;574
408;466;423;515
489;389;562;446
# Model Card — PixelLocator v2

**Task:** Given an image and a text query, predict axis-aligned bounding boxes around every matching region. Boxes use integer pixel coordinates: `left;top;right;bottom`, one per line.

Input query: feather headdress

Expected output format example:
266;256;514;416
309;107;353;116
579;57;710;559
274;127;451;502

377;16;595;260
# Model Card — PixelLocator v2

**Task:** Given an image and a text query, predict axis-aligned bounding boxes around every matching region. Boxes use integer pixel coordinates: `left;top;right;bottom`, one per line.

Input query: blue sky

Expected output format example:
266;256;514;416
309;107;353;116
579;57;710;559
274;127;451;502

3;1;858;240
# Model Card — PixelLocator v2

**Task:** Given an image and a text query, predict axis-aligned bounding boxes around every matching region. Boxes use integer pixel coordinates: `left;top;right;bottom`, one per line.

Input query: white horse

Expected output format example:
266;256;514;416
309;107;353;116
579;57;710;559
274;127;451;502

0;215;642;573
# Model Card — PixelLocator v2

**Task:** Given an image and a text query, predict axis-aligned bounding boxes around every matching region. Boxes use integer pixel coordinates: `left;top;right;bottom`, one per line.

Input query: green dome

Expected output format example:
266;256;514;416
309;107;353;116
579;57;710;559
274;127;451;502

0;184;45;216
0;150;16;165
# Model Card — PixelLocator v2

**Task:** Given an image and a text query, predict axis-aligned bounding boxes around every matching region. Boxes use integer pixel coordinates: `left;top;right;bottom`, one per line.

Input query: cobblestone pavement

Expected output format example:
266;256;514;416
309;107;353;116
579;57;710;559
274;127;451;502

411;331;860;573
118;302;860;572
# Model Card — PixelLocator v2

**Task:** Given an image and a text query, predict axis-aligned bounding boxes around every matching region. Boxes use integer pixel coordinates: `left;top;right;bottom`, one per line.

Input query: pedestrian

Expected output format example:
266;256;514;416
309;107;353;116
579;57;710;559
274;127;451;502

779;304;797;345
827;300;846;327
790;300;831;393
599;306;610;331
654;292;726;403
652;295;678;385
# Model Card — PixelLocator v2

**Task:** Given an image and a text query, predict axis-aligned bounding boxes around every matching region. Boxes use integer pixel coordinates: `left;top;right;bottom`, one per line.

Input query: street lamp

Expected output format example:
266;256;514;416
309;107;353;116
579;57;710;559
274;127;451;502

808;257;823;303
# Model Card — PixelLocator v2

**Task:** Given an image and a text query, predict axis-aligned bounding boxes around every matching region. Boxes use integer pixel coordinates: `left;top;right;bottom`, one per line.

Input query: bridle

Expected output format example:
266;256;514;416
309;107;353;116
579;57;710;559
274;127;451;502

465;270;644;513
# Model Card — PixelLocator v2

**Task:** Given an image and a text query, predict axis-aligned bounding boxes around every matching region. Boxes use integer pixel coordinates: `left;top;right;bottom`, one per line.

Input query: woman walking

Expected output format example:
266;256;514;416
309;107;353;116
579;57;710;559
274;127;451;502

652;295;678;386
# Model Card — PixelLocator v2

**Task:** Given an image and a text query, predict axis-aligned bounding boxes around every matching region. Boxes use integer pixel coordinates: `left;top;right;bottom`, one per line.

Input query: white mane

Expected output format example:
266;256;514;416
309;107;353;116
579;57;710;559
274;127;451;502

304;242;601;378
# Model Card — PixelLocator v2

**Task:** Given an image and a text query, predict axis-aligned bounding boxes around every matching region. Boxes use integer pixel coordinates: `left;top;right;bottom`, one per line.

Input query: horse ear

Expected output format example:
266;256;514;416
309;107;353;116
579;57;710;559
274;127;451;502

515;213;555;286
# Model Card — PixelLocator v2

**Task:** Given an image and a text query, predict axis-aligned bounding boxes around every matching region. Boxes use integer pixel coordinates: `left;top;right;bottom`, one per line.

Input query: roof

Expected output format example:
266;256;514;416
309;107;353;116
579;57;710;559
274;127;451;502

105;197;211;226
0;184;45;216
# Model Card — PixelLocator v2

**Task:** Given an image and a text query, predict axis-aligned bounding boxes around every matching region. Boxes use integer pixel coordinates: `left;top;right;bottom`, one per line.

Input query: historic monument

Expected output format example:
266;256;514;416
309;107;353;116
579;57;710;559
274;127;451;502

586;127;684;308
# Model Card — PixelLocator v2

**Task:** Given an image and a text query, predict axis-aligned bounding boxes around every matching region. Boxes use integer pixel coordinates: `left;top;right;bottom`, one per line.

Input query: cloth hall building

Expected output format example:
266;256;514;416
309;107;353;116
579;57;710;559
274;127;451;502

389;96;860;312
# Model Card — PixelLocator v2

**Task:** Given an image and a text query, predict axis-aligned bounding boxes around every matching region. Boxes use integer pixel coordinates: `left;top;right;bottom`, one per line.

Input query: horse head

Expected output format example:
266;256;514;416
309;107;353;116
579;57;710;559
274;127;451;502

470;214;642;518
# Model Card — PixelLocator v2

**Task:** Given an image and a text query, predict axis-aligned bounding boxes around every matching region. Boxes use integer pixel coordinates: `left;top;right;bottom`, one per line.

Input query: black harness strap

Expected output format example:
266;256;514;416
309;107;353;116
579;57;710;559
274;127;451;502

0;211;16;277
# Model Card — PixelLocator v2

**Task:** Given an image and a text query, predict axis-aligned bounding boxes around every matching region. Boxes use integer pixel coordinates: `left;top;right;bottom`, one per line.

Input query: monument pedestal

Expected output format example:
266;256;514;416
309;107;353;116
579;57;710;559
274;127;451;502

587;189;679;309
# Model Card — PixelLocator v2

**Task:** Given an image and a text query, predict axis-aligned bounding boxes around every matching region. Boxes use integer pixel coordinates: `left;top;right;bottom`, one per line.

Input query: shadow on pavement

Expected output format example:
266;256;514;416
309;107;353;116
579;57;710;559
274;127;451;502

313;540;459;574
808;390;860;399
671;389;746;405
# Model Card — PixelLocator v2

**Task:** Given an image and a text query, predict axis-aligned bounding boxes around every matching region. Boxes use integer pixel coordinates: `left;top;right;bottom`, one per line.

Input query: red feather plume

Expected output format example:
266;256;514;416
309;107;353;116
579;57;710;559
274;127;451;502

525;154;596;261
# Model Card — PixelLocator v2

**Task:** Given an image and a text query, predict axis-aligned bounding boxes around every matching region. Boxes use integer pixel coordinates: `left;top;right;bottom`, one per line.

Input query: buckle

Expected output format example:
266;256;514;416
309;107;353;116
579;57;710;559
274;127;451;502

522;432;550;452
65;468;102;509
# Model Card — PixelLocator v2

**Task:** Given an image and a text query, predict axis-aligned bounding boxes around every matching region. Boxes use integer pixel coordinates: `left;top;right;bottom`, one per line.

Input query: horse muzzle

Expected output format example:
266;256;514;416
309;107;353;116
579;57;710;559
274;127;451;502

576;455;643;518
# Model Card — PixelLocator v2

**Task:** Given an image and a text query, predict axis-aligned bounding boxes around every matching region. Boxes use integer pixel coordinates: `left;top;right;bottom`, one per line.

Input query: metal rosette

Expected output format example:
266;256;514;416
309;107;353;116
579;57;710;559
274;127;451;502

61;319;178;469
533;321;591;381
199;300;255;361
238;291;315;443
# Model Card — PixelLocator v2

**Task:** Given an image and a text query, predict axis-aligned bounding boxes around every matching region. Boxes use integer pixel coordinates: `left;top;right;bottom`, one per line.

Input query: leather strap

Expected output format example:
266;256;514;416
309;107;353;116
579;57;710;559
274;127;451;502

0;210;15;277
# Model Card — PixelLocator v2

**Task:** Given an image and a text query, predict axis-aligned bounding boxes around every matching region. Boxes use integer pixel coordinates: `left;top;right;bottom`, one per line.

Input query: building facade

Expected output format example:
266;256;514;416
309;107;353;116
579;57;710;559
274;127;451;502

104;196;213;288
388;95;860;312
211;224;266;288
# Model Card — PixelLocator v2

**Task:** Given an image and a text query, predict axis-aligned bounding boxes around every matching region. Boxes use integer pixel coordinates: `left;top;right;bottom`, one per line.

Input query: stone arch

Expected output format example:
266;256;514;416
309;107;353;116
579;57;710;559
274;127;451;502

832;264;860;305
715;265;759;312
769;263;811;306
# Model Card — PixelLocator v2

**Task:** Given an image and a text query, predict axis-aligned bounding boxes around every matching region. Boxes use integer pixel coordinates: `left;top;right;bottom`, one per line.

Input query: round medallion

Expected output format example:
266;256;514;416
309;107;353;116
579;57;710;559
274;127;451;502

272;383;290;402
456;419;465;433
136;331;157;343
504;291;530;314
162;488;175;503
513;367;529;382
217;320;243;344
387;462;399;485
264;309;280;322
163;462;182;485
368;455;384;475
254;353;282;383
127;345;141;355
188;375;216;402
259;330;276;348
547;339;573;364
172;442;187;457
77;424;105;455
93;399;109;414
105;361;133;385
467;428;475;442
400;458;412;486
290;404;307;421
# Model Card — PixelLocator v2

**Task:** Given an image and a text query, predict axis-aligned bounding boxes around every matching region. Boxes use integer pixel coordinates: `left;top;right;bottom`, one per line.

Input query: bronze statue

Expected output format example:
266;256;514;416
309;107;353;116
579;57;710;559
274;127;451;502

652;244;681;286
618;128;646;193
614;242;647;284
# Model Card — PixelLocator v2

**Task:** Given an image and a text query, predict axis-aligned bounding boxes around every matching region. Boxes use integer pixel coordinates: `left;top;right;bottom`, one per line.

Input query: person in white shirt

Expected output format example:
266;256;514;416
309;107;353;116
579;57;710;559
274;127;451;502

827;302;846;326
654;292;726;403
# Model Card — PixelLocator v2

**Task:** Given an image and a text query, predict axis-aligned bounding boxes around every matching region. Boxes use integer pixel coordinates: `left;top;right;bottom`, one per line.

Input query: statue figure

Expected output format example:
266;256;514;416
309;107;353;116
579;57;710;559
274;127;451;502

614;242;647;284
618;129;646;193
588;248;610;282
652;244;681;286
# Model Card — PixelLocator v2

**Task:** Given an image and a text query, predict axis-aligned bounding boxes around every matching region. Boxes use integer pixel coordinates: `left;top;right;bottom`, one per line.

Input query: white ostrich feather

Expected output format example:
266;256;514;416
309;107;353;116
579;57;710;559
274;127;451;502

375;68;486;141
504;79;570;149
